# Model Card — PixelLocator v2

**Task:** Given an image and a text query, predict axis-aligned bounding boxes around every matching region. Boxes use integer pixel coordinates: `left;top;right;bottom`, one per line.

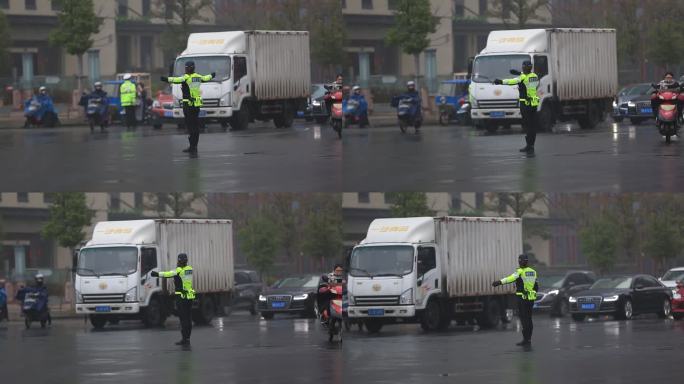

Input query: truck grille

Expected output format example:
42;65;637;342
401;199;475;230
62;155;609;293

354;295;400;306
478;99;519;109
82;294;125;304
202;98;220;107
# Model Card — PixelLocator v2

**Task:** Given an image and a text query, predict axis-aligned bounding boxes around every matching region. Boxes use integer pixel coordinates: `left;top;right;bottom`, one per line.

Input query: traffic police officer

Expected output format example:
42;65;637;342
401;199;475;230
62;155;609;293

492;254;538;346
160;62;215;154
120;73;138;130
151;253;195;346
494;60;540;155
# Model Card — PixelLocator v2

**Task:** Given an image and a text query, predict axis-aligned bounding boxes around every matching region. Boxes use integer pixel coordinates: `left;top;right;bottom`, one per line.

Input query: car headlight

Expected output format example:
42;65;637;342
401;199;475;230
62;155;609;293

312;100;321;107
75;290;83;304
612;100;617;108
399;288;413;305
293;293;308;301
627;101;636;107
603;295;619;302
124;287;137;302
672;289;681;299
569;296;577;303
258;295;267;302
152;100;161;109
547;289;559;296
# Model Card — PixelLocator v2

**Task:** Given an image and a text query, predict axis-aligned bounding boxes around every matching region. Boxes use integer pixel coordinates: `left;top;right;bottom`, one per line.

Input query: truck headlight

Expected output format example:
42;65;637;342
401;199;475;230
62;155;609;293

75;290;83;304
125;287;137;302
399;288;413;305
220;98;229;107
293;293;308;301
603;295;619;302
259;295;267;302
612;100;617;108
569;296;577;303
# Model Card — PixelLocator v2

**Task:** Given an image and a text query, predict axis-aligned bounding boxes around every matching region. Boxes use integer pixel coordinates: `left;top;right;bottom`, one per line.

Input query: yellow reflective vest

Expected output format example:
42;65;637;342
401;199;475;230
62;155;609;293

502;73;540;107
500;267;538;301
119;80;137;107
159;265;196;299
167;73;213;107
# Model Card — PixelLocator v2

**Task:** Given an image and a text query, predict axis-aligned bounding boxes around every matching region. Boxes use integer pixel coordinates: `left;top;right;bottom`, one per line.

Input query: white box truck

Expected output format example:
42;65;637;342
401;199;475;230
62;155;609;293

347;217;522;333
469;28;618;132
170;30;311;130
74;219;234;329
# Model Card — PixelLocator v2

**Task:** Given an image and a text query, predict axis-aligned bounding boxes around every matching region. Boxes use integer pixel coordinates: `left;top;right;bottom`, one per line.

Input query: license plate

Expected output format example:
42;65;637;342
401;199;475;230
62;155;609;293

367;308;385;316
490;111;505;118
640;108;652;114
199;110;207;117
271;301;286;309
581;303;595;310
164;110;173;118
95;306;111;313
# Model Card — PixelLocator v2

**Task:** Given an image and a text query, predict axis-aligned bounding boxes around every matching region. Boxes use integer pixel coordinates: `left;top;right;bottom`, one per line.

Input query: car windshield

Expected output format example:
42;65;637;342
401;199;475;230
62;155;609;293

77;247;138;276
349;245;414;277
627;84;653;95
174;56;231;79
472;54;531;83
102;83;119;97
274;276;319;288
662;270;684;281
537;275;565;289
311;85;327;99
591;277;632;289
438;83;456;96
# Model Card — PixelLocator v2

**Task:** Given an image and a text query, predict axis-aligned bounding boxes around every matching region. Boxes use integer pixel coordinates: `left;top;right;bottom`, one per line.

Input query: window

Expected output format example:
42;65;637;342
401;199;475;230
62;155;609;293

51;0;62;11
134;193;143;210
341;0;346;8
17;192;29;203
110;192;121;211
479;0;487;15
248;271;260;283
235;272;249;285
140;36;153;69
388;0;399;10
117;0;128;17
142;0;151;17
233;56;247;81
0;0;8;10
25;0;36;10
141;248;157;276
362;0;373;10
534;55;549;79
43;193;54;204
454;0;464;17
642;276;661;288
417;247;436;276
117;35;131;71
358;192;370;203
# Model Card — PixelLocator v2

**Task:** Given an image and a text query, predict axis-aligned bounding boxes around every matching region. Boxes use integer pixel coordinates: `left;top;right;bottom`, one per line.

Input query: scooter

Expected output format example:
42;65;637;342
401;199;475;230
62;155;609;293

86;96;109;132
344;98;369;128
652;83;684;144
325;86;344;139
456;100;472;126
21;288;51;329
327;276;345;343
24;97;59;128
393;95;422;134
0;286;8;322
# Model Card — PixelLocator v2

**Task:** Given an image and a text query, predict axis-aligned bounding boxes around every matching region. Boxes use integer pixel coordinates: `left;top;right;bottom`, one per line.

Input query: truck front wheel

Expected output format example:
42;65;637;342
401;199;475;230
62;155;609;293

364;319;383;333
89;315;107;330
421;299;448;331
537;104;555;132
231;109;249;131
142;297;165;327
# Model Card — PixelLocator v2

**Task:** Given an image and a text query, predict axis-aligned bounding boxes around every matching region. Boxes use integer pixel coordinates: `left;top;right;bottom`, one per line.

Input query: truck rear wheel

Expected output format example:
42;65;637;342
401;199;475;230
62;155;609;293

364;319;383;333
193;296;215;325
142;297;165;327
478;299;501;328
89;315;107;330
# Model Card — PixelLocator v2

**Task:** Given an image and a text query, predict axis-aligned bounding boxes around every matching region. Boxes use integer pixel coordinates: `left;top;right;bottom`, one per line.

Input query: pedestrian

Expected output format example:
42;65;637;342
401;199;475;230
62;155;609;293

160;61;215;154
120;73;137;130
492;253;538;347
151;253;195;346
494;60;540;156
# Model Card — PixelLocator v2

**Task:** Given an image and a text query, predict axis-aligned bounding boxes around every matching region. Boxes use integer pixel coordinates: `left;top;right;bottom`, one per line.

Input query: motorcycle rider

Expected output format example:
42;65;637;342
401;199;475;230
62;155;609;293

651;72;682;121
400;81;423;125
0;278;8;321
345;85;370;127
318;264;346;326
16;274;51;324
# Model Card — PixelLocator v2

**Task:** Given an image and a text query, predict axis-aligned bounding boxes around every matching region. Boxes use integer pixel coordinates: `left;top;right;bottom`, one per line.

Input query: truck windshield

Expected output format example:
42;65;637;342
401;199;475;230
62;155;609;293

174;56;231;79
349;245;414;277
472;54;531;83
77;247;138;277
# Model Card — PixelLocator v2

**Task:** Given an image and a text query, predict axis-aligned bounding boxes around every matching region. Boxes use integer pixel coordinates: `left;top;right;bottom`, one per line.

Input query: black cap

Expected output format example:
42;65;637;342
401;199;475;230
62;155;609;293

518;253;529;262
522;60;533;66
178;253;188;263
185;61;195;68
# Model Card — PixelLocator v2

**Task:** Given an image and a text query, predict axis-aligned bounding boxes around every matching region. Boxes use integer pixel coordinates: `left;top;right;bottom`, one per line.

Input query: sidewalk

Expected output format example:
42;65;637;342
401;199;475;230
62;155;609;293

5;302;79;322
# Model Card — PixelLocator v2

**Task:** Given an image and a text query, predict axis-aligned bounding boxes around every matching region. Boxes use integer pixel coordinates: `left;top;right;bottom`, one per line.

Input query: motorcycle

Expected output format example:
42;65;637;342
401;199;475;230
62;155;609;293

652;83;684;144
343;98;369;128
455;99;472;126
24;97;59;128
392;95;422;134
21;288;50;329
0;286;7;322
86;96;109;132
325;86;344;139
326;276;345;343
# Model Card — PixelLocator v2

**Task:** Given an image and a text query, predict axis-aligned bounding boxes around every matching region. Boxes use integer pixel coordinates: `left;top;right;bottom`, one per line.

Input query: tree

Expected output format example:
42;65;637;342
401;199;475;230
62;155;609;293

49;0;102;93
308;0;347;74
238;212;281;279
386;0;438;84
146;193;203;218
487;193;549;261
155;0;214;56
643;206;684;273
301;195;343;269
386;192;434;218
0;11;10;73
490;0;550;29
579;215;618;275
42;193;95;266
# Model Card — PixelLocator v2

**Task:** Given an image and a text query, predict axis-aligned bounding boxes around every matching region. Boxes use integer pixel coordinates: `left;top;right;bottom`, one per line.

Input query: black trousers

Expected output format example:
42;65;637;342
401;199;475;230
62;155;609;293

518;297;534;342
520;104;537;147
124;106;137;128
177;297;193;341
183;105;201;149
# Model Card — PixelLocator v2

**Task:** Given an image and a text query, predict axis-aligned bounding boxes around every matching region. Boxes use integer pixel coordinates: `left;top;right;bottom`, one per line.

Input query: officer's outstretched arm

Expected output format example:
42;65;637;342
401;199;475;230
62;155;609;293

502;76;522;85
201;74;214;82
500;272;519;285
167;76;186;84
157;270;178;278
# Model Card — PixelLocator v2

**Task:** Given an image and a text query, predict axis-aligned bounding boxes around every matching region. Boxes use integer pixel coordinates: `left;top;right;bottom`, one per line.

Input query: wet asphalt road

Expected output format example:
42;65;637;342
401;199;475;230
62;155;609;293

342;120;684;192
0;121;342;192
2;313;684;383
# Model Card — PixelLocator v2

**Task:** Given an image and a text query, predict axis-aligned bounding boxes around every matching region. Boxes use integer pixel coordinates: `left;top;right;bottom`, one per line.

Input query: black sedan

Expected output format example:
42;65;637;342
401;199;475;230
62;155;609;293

534;270;595;317
613;83;655;124
302;84;329;123
257;274;320;320
569;274;672;321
